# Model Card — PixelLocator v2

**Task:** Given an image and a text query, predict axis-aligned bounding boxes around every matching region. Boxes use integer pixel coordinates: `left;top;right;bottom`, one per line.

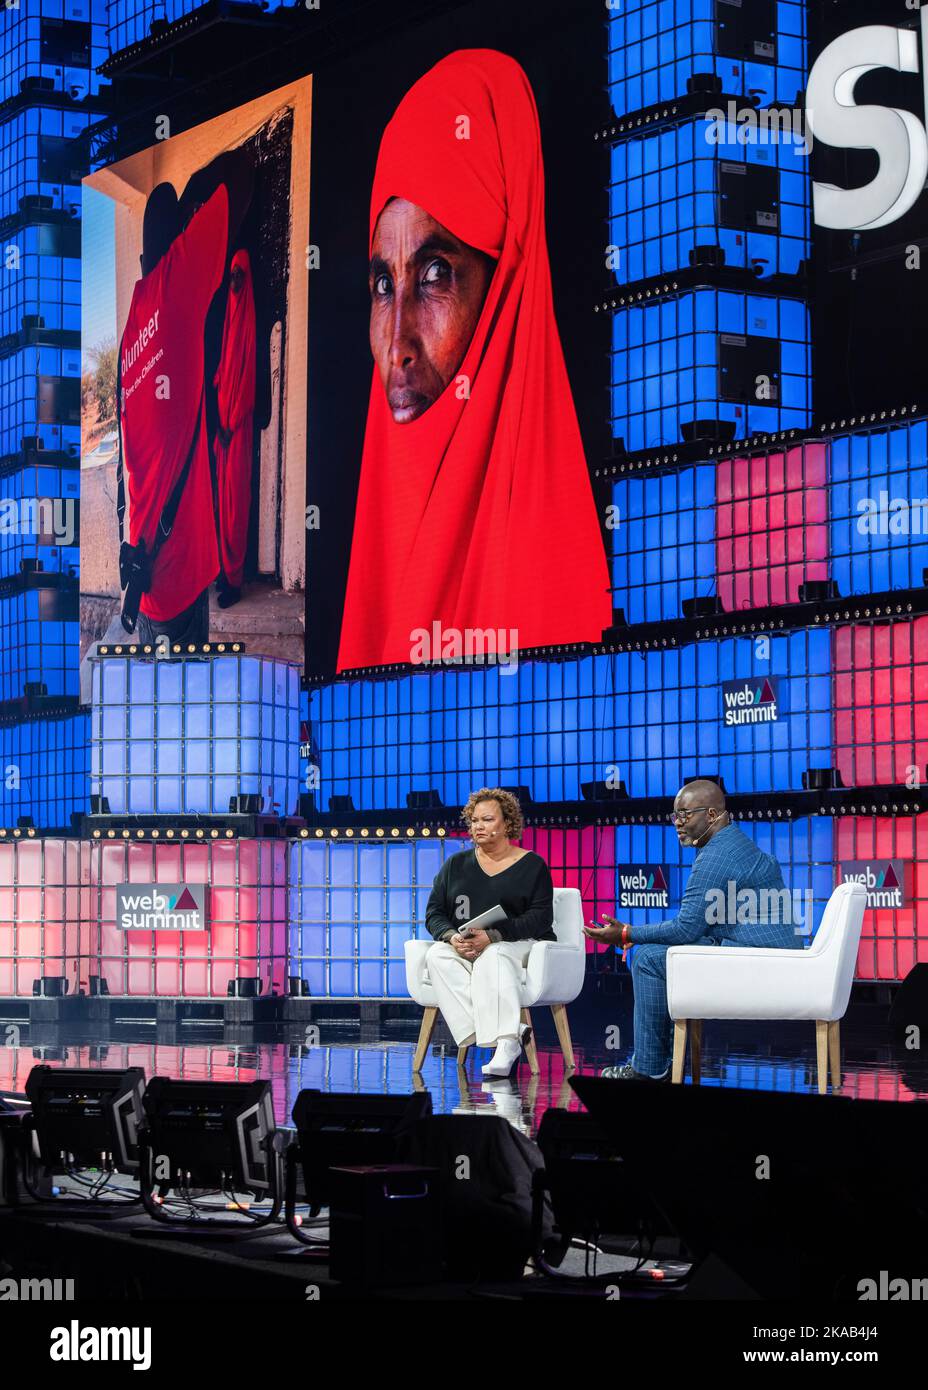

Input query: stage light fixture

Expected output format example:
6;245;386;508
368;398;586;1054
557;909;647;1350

32;976;68;997
227;977;262;998
23;1066;146;1204
139;1078;281;1229
406;790;443;811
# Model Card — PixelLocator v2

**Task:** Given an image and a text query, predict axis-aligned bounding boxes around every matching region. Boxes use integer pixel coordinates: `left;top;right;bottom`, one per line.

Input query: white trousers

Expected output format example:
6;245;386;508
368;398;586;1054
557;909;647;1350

426;939;534;1048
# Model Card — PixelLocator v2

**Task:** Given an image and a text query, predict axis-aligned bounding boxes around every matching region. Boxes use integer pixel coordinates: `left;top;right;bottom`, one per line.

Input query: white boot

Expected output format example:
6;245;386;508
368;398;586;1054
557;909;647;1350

481;1035;522;1077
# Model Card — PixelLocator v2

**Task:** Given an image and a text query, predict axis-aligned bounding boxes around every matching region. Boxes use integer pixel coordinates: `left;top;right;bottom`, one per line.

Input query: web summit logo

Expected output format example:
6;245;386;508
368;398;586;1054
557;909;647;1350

840;861;906;910
116;883;207;931
617;866;670;911
721;676;780;727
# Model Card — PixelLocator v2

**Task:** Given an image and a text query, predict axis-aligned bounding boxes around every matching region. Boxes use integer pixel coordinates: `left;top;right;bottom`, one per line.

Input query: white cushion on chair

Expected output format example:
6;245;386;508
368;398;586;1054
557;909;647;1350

403;885;586;1010
666;880;868;1023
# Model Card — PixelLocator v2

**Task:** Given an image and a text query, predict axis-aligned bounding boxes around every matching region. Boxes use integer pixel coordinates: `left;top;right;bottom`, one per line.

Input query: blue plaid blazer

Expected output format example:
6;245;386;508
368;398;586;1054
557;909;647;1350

628;823;805;949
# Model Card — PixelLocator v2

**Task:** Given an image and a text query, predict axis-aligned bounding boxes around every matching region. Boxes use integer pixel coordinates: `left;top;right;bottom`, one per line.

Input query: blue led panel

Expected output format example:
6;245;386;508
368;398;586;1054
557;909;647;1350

90;655;301;816
0;104;102;222
0;588;78;703
0;465;79;579
0;709;89;830
611;287;811;452
288;835;463;998
306;633;831;813
0;224;82;340
0;0;109;105
0;346;82;459
610;464;717;623
608;0;806;117
828;418;928;597
610;116;809;284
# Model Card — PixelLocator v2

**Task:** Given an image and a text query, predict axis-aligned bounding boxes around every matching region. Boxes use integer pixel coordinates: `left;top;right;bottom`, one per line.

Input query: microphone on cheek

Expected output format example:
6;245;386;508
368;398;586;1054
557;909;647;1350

692;811;727;848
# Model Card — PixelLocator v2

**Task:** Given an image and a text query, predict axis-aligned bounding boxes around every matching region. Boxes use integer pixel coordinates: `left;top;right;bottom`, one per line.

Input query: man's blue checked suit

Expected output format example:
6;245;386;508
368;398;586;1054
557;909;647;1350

625;823;804;1077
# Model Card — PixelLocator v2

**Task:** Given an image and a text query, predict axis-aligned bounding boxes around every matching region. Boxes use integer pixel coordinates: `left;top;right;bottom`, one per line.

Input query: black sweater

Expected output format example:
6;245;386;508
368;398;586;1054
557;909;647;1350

425;849;555;943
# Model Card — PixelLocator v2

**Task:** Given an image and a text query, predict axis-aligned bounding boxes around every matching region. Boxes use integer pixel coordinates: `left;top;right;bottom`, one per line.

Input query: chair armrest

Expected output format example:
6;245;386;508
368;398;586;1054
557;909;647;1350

522;941;586;1007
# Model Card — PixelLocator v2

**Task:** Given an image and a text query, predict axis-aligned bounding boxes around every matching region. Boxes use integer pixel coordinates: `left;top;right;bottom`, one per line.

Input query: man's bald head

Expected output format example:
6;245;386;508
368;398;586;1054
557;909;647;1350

672;779;729;848
679;779;726;812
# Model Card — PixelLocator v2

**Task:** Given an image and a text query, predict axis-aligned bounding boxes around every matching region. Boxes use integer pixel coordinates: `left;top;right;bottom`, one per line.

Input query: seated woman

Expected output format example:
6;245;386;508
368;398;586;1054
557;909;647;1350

425;787;555;1078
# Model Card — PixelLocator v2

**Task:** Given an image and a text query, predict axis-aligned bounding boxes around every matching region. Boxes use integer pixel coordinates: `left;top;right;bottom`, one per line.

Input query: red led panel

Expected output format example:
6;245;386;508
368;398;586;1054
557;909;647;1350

0;839;82;997
87;839;288;998
835;816;928;982
522;825;615;954
833;618;928;787
716;442;828;610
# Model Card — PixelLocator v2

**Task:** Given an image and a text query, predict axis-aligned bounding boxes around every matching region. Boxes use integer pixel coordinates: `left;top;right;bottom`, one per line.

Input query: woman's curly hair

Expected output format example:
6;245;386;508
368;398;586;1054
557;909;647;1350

461;787;524;841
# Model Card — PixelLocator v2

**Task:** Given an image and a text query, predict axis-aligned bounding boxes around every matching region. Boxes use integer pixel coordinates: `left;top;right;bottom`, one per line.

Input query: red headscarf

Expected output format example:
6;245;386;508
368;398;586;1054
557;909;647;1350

335;48;612;672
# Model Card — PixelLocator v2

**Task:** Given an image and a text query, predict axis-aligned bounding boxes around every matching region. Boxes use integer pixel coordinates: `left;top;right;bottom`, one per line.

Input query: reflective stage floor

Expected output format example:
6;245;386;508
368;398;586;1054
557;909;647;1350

2;989;924;1132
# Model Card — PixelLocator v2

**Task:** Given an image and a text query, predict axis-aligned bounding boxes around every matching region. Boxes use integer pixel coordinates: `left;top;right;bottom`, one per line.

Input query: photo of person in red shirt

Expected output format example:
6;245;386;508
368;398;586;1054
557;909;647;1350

117;149;253;645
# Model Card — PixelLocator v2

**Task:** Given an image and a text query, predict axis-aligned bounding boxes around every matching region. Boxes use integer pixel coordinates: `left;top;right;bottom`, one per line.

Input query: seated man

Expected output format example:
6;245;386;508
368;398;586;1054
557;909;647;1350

584;779;804;1081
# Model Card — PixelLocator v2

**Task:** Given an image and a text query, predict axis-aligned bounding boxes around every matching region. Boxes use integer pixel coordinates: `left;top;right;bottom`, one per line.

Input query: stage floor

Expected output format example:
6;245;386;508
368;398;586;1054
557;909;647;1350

2;991;924;1131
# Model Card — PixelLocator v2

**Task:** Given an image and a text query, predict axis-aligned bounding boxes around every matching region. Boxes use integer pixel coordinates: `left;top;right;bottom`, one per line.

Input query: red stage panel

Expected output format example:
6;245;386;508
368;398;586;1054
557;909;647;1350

833;618;928;788
716;443;828;610
0;839;82;997
522;825;615;953
87;838;288;998
835;816;928;982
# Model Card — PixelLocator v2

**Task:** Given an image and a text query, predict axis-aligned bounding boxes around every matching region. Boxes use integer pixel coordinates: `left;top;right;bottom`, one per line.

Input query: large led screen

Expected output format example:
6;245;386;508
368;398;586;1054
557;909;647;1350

80;79;310;678
305;0;613;676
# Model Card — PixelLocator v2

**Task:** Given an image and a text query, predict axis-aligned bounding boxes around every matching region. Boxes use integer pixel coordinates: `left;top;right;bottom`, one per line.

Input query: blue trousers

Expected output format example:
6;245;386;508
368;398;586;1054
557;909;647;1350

627;939;716;1077
628;945;673;1076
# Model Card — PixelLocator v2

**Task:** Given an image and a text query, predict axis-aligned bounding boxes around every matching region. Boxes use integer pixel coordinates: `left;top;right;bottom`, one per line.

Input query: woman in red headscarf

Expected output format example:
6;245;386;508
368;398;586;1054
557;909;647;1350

213;248;256;606
336;48;612;672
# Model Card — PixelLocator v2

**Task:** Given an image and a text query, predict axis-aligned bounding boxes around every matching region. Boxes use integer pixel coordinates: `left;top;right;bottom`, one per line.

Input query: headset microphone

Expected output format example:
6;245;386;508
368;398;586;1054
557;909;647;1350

691;810;729;848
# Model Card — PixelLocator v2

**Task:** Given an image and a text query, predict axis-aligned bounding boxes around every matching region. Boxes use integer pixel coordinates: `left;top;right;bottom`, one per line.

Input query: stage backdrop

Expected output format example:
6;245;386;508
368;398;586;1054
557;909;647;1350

80;79;310;683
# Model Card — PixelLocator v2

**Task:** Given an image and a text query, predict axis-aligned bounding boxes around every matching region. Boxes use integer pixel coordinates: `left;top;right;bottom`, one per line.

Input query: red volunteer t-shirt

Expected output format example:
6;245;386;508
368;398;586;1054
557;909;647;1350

119;187;228;621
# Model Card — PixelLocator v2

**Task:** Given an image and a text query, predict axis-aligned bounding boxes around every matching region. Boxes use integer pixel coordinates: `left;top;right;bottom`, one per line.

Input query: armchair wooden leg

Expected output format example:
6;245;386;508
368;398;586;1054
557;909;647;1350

550;1003;575;1072
690;1019;703;1086
671;1020;688;1084
827;1020;841;1092
815;1019;829;1095
412;1006;437;1072
521;1008;540;1075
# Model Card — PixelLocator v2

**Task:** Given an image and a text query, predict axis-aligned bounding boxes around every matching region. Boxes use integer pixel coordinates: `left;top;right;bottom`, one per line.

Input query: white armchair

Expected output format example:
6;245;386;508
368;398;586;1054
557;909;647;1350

405;886;586;1073
665;880;868;1094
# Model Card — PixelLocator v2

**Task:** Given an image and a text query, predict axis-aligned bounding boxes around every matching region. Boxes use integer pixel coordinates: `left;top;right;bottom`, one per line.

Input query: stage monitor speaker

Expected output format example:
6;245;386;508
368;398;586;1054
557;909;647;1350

535;1109;648;1261
570;1076;928;1299
290;1089;432;1216
328;1164;442;1287
889;963;928;1043
401;1113;553;1282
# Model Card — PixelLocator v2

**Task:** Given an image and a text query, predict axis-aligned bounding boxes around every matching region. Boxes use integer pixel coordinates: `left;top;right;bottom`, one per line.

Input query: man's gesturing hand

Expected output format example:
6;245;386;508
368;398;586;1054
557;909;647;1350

582;915;627;947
